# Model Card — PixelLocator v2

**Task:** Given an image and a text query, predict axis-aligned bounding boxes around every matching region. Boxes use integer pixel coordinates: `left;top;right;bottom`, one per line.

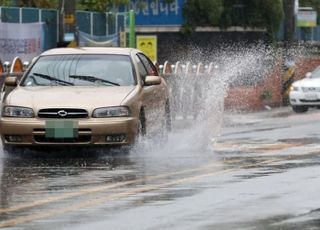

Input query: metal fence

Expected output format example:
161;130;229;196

76;11;127;37
0;7;128;50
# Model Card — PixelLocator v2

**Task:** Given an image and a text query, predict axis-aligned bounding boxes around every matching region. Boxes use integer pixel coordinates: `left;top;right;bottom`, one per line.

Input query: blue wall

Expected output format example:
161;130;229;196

118;0;184;26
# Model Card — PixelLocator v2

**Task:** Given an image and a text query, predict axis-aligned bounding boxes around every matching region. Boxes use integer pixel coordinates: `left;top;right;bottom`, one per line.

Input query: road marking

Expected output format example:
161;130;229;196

0;168;238;228
0;161;226;214
213;141;315;153
1;145;319;228
0;158;286;228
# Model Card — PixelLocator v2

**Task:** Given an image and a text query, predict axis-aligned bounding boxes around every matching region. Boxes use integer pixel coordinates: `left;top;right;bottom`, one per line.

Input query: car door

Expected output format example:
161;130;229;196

135;53;166;133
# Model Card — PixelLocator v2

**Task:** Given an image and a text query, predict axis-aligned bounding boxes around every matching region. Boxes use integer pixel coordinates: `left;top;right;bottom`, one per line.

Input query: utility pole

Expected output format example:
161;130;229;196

283;0;296;47
282;0;296;106
58;0;64;45
58;0;76;47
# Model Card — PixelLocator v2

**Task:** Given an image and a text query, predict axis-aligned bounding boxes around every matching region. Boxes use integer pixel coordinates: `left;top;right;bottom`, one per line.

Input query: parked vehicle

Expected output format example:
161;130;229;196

289;66;320;113
0;47;171;151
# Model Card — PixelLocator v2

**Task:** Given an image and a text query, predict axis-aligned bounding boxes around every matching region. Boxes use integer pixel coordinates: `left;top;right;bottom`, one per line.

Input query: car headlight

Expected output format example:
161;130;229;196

290;86;299;91
92;106;130;118
2;106;34;118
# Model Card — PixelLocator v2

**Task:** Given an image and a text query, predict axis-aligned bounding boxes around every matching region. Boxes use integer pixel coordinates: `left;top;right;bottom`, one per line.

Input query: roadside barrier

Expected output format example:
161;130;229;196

0;60;3;75
0;57;25;87
207;62;215;75
193;62;206;118
169;61;182;118
10;57;24;73
159;60;220;120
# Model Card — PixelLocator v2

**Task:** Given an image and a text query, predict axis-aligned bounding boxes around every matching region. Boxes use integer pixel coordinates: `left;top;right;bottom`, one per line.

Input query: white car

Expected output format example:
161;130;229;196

289;67;320;113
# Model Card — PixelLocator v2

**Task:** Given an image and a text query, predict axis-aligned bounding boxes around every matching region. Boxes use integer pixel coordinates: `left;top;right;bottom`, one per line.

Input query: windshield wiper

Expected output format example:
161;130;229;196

32;73;74;86
69;75;120;86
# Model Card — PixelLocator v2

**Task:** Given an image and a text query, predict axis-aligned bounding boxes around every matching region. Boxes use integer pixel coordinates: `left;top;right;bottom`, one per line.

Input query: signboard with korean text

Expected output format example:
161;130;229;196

137;35;157;62
121;0;184;26
0;22;44;62
297;10;317;27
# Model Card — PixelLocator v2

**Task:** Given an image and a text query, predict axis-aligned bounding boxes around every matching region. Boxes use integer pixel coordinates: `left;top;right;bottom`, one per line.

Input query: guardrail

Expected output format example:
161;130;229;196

158;60;220;119
0;60;3;75
0;57;25;85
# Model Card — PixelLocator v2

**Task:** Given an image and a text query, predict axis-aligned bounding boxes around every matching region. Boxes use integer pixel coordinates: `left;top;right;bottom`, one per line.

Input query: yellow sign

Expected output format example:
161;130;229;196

136;35;157;63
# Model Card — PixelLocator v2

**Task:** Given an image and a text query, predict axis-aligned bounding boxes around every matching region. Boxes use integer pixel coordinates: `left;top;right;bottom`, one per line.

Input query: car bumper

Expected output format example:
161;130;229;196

289;91;320;106
0;117;139;146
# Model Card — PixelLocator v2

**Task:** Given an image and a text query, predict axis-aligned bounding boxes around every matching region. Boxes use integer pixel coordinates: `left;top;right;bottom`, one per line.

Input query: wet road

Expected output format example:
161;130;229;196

1;107;320;229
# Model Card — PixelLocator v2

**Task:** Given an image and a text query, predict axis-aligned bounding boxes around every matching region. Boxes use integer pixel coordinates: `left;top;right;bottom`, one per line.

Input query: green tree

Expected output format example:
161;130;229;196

182;0;223;33
183;0;283;40
0;0;58;8
16;0;58;8
220;0;283;40
77;0;130;12
0;0;11;6
76;0;175;12
299;0;320;14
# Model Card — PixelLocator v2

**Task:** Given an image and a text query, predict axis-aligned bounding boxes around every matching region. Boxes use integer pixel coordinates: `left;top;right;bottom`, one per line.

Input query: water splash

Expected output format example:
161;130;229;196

135;43;304;154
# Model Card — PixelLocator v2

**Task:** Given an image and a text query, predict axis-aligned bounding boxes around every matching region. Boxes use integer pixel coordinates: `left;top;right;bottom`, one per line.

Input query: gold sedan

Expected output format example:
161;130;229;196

0;48;171;150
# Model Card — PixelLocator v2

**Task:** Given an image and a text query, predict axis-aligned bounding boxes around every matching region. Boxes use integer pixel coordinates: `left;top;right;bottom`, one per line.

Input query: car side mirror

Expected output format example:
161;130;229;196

5;76;18;87
305;72;312;78
144;76;161;86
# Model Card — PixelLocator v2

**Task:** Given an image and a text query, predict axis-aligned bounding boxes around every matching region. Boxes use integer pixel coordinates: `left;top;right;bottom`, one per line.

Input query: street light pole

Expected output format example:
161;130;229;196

283;0;296;46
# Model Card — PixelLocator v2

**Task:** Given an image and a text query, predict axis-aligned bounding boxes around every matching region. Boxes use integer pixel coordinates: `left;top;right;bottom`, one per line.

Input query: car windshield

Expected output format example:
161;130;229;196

21;54;135;86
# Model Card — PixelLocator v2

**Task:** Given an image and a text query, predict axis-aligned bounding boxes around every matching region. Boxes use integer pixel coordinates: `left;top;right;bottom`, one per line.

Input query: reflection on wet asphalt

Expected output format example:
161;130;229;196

1;109;320;229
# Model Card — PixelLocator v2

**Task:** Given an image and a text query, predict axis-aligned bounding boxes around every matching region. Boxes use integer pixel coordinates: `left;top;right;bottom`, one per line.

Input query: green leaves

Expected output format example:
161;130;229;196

183;0;283;40
183;0;223;31
300;0;320;14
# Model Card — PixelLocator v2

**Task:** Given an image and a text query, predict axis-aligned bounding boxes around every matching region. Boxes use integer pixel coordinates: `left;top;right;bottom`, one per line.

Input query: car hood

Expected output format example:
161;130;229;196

293;78;320;88
6;86;136;111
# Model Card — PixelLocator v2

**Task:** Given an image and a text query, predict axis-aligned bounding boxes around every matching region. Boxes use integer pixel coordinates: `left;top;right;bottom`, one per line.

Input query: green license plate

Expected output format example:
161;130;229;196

45;120;79;139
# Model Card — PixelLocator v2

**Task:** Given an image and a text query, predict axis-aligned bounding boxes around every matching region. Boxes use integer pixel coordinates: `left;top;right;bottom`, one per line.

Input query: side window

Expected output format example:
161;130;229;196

134;55;148;81
137;53;158;76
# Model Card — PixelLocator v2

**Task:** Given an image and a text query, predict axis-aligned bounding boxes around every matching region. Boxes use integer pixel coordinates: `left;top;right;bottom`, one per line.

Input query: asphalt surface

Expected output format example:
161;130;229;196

1;107;320;229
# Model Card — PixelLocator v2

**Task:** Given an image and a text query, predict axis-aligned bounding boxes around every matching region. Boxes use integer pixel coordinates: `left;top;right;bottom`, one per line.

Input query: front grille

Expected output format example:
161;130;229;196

33;128;91;132
302;87;320;92
33;128;91;143
34;135;91;143
300;99;320;102
38;108;88;119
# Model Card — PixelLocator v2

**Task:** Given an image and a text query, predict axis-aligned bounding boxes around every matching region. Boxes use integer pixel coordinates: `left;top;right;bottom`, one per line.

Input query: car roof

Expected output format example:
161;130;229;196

40;47;139;56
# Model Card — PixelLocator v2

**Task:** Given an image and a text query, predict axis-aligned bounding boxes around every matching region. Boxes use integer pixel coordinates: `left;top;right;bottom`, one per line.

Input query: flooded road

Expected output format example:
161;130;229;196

1;107;320;229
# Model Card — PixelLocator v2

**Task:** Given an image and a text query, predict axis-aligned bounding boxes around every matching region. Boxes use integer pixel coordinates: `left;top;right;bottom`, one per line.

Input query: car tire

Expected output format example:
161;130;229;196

139;109;146;136
292;105;309;113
